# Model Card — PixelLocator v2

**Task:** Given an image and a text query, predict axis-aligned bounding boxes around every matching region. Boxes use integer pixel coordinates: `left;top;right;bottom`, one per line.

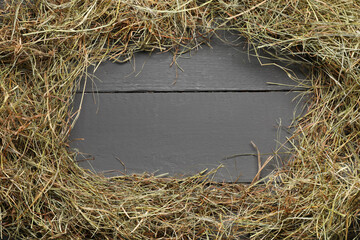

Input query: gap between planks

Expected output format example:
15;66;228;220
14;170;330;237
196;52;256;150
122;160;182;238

76;89;305;94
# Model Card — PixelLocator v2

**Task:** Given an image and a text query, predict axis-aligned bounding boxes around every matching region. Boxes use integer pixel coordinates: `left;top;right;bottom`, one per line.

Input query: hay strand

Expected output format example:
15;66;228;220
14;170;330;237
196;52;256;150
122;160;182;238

1;0;359;239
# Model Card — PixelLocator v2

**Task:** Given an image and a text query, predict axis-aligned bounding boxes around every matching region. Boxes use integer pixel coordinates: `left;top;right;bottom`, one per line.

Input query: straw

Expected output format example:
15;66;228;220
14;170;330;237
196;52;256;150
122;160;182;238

1;0;359;239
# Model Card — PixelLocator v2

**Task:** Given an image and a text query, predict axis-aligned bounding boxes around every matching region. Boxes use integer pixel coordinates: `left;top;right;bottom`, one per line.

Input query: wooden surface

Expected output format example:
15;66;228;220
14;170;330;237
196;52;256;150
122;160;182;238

70;92;302;182
82;35;306;93
70;35;306;182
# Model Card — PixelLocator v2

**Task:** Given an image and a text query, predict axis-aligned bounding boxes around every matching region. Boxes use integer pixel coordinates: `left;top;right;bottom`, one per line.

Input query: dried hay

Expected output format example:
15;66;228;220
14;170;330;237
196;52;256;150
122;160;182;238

0;0;359;239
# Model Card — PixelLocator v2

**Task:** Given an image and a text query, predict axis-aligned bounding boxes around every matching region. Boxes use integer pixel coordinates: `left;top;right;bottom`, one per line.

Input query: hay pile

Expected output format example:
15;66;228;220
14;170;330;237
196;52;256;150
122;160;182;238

0;0;359;239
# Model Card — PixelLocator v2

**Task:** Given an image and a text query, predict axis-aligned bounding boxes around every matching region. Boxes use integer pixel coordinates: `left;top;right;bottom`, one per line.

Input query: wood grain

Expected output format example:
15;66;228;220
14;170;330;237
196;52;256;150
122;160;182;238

70;92;303;182
81;35;307;92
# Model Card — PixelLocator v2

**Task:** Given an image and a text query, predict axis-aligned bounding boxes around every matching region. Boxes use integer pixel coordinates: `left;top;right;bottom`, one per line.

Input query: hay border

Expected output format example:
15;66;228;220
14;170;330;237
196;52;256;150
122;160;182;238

1;0;359;239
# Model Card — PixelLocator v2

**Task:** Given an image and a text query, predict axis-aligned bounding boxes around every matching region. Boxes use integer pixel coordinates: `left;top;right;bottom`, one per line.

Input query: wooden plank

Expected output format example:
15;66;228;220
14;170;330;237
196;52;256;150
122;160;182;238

70;92;302;182
82;35;307;92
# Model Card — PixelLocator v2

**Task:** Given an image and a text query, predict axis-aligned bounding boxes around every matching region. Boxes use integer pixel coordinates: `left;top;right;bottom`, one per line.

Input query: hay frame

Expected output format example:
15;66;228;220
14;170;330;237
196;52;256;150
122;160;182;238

0;0;359;239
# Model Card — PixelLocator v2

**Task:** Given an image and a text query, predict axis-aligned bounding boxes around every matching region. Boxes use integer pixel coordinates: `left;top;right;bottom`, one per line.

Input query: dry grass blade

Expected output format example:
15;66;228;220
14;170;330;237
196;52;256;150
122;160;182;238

0;0;359;239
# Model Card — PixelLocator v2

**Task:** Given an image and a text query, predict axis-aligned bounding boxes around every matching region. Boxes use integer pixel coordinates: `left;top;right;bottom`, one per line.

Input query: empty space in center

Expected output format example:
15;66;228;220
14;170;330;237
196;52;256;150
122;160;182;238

70;34;308;182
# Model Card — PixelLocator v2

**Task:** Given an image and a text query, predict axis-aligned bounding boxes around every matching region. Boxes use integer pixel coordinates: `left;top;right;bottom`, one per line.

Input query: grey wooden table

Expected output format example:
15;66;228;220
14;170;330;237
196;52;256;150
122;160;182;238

70;35;307;182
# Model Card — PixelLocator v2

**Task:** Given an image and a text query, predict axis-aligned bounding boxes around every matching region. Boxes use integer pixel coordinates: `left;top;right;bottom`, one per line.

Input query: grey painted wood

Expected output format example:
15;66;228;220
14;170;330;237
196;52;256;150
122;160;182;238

70;92;301;182
82;35;307;92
